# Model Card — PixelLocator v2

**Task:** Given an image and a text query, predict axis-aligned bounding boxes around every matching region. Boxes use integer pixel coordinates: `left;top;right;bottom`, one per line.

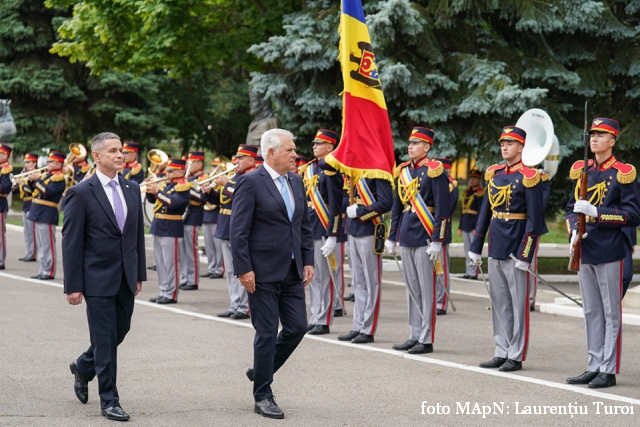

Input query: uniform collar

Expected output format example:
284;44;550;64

241;165;258;176
507;160;524;174
412;155;429;168
594;155;616;171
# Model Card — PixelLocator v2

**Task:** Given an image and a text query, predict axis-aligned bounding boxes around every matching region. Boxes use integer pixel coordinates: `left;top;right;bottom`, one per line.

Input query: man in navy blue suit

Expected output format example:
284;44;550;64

63;132;147;422
231;128;314;419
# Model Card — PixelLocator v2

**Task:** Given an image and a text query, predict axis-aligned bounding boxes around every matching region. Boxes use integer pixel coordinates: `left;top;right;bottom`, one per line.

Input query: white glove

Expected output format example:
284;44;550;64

346;204;358;219
320;236;337;258
515;259;530;271
468;251;482;265
427;241;442;262
574;200;597;217
385;239;398;255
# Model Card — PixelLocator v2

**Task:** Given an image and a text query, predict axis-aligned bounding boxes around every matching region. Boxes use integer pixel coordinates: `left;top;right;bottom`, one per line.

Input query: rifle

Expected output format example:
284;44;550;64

568;102;589;271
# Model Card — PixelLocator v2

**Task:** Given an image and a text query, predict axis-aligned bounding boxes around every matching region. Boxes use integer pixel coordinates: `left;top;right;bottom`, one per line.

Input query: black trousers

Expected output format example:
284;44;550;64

76;280;135;408
247;261;307;401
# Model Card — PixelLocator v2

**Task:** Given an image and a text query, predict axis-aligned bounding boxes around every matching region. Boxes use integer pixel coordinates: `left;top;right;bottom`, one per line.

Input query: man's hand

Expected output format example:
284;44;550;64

135;281;143;296
239;271;256;293
303;265;314;286
67;292;83;306
320;236;336;257
214;174;228;187
146;183;158;195
574;200;597;217
457;229;462;236
346;204;358;219
468;251;482;265
384;239;397;255
427;241;442;262
515;259;530;271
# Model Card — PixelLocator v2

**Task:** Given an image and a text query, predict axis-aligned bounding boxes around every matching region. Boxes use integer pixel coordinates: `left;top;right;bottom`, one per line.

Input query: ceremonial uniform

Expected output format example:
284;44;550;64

0;143;13;269
565;118;640;384
28;151;68;279
434;158;458;314
17;152;39;261
147;158;190;303
215;144;258;318
178;151;207;291
120;141;144;184
470;126;545;370
201;158;224;279
73;161;92;185
302;130;347;333
459;170;484;279
388;128;450;352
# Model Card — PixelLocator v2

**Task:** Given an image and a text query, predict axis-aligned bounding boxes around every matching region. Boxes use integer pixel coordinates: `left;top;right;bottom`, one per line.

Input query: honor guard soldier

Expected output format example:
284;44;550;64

255;155;264;168
120;141;144;184
28;150;68;279
565;117;640;388
458;169;483;279
16;152;39;262
214;144;258;319
324;155;393;344
145;158;190;304
528;167;550;310
469;126;545;372
301;129;347;335
0;143;13;269
387;127;450;354
199;156;224;279
433;157;458;315
178;151;207;291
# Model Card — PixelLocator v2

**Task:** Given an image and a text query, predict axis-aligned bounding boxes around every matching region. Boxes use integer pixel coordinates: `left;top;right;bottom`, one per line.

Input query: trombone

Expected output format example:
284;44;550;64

194;164;237;192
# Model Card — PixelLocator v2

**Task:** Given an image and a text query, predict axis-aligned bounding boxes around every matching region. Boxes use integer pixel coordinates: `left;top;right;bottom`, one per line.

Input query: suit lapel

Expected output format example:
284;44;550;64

118;175;137;233
89;174;120;232
260;167;289;220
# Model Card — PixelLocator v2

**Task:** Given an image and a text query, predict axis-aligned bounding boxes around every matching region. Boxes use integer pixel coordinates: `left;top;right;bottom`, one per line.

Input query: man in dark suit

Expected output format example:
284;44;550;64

231;128;314;419
62;132;146;422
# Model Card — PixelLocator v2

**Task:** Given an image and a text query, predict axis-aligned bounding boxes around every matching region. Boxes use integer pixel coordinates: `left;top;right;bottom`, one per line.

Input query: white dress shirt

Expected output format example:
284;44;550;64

95;169;128;219
262;162;295;212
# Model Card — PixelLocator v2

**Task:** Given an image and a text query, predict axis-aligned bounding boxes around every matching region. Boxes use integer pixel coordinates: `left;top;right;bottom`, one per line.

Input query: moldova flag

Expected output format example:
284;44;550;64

325;0;395;186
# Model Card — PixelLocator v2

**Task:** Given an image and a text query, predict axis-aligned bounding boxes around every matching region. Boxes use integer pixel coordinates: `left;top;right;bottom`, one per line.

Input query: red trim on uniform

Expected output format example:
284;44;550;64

47;224;55;277
191;226;199;281
172;238;179;300
431;266;437;343
326;272;334;325
531;242;538;307
32;220;37;259
339;243;345;308
439;245;449;310
616;259;623;374
369;254;382;335
1;212;5;266
522;272;530;362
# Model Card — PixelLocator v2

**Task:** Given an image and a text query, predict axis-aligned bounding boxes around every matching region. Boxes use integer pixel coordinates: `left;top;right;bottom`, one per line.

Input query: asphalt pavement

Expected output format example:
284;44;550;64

1;225;639;426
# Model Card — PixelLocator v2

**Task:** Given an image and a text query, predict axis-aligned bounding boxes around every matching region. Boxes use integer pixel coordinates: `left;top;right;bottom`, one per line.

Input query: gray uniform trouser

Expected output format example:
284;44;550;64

179;225;201;286
221;239;249;314
0;211;5;267
436;243;451;311
309;239;345;325
578;261;623;374
35;222;56;277
487;257;530;361
154;235;182;300
203;223;223;275
332;242;346;311
348;235;381;336
528;239;540;307
22;211;36;259
462;231;478;278
400;246;436;344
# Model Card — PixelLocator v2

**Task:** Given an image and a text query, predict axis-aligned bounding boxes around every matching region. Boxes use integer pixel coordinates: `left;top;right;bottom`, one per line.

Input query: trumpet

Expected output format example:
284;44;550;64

194;164;237;191
147;149;169;177
11;166;48;184
139;176;168;193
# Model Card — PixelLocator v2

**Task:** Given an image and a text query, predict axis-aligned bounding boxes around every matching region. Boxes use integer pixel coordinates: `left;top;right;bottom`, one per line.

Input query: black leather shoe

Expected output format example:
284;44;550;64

30;274;41;279
499;359;522;372
462;274;470;279
566;371;599;385
210;273;223;279
200;273;213;278
408;343;433;354
307;323;316;332
231;312;250;319
148;296;161;303
530;305;535;312
178;282;188;289
156;297;177;304
147;265;156;270
218;311;235;318
351;333;374;344
246;367;254;382
308;325;330;335
182;284;198;290
392;339;418;351
436;309;446;315
588;373;616;388
337;330;359;341
0;265;5;270
39;275;54;280
334;308;346;317
69;361;88;404
19;257;36;262
344;293;355;302
254;396;284;419
101;405;130;421
479;357;507;369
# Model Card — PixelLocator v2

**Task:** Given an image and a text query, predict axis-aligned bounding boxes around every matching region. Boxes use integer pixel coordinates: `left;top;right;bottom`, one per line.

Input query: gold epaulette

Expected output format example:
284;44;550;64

130;163;142;175
196;174;208;183
1;164;12;174
484;164;505;181
541;172;549;182
426;160;443;178
569;160;593;180
394;161;411;179
520;166;540;188
80;164;91;173
174;182;191;192
476;188;485;196
614;163;636;184
51;172;65;182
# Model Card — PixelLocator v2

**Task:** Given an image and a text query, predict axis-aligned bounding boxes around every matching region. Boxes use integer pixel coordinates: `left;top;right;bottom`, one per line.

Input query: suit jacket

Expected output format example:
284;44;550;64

231;166;314;282
62;173;147;296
